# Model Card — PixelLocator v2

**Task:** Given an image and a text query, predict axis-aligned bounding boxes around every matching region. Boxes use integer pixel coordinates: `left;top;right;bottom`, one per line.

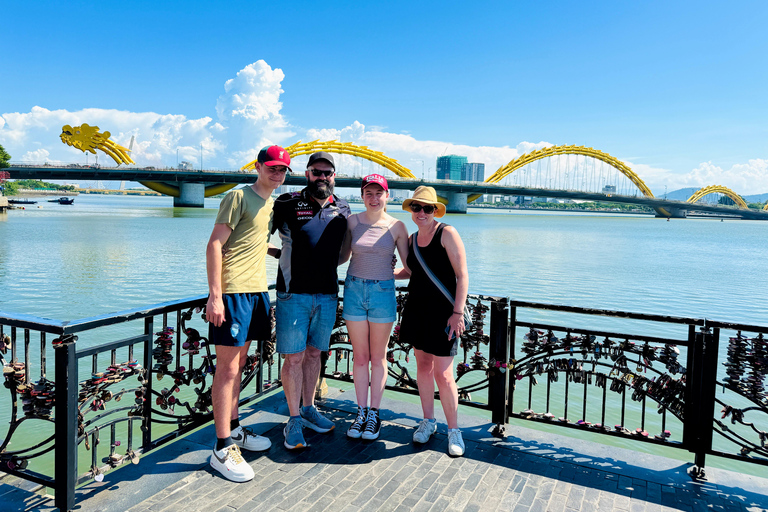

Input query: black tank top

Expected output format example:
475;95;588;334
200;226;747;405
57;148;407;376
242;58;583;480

406;223;456;307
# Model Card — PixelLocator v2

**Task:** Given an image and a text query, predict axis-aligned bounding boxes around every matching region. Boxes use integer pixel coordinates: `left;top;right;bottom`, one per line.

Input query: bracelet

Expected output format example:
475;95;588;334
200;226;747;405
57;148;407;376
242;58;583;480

453;310;463;315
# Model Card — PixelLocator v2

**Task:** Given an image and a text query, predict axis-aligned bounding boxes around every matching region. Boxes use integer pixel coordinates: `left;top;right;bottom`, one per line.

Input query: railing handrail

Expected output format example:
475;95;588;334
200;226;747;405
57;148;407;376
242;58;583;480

509;299;706;326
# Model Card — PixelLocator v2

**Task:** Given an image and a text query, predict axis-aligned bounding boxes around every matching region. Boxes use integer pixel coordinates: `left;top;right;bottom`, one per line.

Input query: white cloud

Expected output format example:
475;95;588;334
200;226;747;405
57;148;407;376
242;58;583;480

21;148;50;162
0;59;764;196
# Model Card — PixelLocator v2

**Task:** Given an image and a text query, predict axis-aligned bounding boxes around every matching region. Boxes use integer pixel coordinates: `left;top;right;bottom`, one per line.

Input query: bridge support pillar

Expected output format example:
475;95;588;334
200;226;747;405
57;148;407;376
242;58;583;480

655;207;687;219
174;182;205;208
444;192;468;214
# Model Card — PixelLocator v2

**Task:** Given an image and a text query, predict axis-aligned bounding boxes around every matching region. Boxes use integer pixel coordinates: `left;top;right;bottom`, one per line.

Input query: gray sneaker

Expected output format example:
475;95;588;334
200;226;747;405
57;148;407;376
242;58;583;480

447;428;465;456
413;418;437;444
283;417;306;450
301;405;335;433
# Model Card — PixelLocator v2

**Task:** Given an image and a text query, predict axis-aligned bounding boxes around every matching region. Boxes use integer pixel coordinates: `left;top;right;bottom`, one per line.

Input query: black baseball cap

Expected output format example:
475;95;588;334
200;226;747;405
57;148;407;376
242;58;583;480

307;151;335;170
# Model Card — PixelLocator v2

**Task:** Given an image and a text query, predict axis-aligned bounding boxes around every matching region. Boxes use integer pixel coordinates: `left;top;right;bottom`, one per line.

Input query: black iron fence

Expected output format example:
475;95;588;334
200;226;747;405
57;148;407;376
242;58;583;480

1;290;766;511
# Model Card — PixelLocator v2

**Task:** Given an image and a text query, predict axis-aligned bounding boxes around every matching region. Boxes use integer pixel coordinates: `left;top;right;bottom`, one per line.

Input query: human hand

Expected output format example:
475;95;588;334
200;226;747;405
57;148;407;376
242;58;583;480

205;295;226;327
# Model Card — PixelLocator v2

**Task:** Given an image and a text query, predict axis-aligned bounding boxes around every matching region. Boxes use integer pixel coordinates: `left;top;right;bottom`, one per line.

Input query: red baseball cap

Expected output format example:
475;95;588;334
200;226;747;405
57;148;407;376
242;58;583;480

257;145;291;171
361;174;388;192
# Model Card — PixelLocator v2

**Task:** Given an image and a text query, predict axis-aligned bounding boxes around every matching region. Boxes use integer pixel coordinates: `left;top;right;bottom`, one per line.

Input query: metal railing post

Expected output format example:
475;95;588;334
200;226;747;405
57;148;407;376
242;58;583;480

507;305;517;419
488;298;510;435
54;337;78;512
142;317;154;449
684;325;719;479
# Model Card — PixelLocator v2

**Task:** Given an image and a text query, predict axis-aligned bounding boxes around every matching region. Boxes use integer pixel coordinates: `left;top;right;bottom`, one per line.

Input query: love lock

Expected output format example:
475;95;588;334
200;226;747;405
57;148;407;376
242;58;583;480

91;466;104;482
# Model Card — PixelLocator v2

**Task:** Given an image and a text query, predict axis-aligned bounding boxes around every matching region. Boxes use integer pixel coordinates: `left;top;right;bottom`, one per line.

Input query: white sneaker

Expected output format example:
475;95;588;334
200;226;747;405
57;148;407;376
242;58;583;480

231;425;271;451
413;418;437;444
210;445;254;482
448;429;465;457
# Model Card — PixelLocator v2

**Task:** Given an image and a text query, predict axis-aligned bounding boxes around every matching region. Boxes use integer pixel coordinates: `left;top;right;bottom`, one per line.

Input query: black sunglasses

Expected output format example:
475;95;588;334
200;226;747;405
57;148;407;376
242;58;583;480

309;168;335;178
410;203;436;214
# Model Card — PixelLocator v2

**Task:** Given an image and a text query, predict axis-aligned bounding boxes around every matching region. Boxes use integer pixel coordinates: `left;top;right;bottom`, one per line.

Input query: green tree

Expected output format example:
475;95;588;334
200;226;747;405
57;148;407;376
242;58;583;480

0;143;10;169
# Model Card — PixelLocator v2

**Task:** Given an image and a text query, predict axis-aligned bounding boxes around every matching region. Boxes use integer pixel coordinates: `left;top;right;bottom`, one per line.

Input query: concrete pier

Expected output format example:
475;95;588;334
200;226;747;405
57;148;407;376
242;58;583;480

174;182;206;208
444;191;468;214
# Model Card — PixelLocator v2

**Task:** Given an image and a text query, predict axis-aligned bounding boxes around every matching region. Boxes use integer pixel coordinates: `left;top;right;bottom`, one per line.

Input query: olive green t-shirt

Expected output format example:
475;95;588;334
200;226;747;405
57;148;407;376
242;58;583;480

215;186;273;293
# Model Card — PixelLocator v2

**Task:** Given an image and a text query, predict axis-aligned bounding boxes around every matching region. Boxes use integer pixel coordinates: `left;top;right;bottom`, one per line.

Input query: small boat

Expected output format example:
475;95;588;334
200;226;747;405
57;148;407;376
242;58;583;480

8;199;37;205
48;197;75;205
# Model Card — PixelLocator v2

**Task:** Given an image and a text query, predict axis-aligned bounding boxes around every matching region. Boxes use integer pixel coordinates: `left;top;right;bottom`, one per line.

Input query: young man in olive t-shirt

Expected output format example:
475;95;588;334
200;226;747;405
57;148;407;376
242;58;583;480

205;145;290;482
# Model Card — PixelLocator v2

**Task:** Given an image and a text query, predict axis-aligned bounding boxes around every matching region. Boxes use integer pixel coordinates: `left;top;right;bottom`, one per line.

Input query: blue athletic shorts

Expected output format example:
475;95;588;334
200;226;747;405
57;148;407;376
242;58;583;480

208;292;272;347
342;275;397;323
275;292;338;354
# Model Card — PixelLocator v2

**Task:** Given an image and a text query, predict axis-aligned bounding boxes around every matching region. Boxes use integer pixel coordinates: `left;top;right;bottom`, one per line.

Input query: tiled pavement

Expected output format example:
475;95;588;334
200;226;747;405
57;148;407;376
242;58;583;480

3;388;768;512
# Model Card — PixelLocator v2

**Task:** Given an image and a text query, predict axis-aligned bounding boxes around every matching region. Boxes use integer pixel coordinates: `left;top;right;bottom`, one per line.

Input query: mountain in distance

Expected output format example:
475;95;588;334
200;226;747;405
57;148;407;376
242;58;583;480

659;188;768;204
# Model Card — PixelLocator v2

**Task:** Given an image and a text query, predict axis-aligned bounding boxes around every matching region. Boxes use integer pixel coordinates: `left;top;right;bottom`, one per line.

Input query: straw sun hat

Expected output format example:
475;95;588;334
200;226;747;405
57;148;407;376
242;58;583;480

401;186;446;218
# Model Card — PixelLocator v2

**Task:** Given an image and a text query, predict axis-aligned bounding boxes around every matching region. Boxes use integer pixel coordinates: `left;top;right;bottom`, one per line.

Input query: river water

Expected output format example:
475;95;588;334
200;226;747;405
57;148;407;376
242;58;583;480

1;193;766;476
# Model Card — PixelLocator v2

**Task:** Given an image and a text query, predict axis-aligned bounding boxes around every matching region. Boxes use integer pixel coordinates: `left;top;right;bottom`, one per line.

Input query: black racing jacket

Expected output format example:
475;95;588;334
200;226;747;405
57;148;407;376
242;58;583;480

272;188;351;295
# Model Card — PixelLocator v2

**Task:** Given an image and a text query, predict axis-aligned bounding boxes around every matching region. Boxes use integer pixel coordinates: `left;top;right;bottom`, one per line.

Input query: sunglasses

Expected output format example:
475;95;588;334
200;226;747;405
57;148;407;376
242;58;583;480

309;168;335;178
410;203;436;214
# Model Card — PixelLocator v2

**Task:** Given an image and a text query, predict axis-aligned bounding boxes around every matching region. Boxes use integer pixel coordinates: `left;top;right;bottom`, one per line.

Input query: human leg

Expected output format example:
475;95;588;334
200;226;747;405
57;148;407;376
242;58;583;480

346;319;371;407
412;349;438;443
368;320;393;409
299;294;338;433
433;355;459;429
414;349;436;420
212;345;245;439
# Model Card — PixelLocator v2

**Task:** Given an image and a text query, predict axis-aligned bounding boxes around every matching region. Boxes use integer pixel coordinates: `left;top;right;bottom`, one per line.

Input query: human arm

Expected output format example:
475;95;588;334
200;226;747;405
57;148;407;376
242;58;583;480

205;223;233;327
338;215;356;266
442;225;469;339
267;243;281;259
392;221;412;279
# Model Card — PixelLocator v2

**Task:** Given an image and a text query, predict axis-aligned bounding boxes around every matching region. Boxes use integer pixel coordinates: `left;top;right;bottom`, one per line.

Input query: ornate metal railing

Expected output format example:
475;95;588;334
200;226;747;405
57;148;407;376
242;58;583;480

0;295;280;512
1;291;766;511
506;301;767;479
324;289;510;427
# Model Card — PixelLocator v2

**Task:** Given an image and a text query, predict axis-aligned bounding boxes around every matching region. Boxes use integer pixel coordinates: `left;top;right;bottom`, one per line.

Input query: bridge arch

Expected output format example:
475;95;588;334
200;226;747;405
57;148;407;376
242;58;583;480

687;185;747;209
241;140;418;179
477;145;655;199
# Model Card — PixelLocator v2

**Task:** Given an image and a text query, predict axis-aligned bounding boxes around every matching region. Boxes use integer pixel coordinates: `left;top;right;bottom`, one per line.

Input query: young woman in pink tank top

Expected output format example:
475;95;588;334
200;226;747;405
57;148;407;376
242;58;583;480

338;174;410;440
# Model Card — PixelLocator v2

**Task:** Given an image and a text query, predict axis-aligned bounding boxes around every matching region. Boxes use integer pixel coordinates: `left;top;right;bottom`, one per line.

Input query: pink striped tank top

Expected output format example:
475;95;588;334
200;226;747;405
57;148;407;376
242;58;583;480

347;218;397;280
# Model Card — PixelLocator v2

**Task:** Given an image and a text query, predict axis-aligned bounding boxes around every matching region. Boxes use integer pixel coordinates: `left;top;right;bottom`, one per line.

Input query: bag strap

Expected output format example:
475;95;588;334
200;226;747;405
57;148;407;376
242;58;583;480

412;229;456;307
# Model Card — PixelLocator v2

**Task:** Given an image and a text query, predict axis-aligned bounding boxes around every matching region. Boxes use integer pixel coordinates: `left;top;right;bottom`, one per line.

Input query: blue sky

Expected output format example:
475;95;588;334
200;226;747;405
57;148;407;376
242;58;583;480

1;1;766;194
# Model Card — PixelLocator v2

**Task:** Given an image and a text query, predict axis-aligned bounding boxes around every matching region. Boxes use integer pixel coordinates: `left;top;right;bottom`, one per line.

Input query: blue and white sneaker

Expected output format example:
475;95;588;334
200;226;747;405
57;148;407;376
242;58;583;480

300;405;335;433
283;417;306;450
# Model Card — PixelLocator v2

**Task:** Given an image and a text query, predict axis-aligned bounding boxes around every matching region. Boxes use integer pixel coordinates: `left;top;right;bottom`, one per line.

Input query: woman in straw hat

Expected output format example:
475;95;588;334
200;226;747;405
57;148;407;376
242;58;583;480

395;185;469;456
338;174;410;440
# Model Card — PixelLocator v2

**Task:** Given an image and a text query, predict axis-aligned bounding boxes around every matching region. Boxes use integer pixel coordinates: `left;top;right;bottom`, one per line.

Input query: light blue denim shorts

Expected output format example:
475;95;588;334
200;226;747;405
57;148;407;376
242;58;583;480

342;275;397;324
275;292;338;354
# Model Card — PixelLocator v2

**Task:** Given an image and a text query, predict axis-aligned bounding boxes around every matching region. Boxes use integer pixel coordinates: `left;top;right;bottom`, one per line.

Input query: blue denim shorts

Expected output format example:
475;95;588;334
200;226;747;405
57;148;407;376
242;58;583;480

208;292;272;347
275;292;338;354
342;275;397;324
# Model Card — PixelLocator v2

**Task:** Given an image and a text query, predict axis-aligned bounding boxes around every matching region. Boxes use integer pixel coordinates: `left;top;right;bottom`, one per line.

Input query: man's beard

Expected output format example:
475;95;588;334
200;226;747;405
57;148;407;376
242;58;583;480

308;180;333;199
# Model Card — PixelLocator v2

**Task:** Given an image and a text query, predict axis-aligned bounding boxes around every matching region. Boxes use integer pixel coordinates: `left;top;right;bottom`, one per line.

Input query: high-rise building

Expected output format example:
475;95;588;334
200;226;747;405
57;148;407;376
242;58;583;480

462;163;485;182
436;155;467;181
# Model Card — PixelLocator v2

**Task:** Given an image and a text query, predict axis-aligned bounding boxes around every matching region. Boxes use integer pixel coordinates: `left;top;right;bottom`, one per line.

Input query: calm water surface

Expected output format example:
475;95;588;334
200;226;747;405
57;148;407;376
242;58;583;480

1;194;766;326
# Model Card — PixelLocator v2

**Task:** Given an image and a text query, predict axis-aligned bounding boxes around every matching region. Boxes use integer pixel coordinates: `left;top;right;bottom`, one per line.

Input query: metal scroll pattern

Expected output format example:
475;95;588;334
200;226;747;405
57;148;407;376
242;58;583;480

717;331;768;459
0;306;278;480
510;327;687;440
326;292;493;403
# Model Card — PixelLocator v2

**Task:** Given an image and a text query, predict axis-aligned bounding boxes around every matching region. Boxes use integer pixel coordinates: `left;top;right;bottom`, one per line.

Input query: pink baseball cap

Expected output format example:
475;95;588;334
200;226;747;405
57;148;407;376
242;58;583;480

257;145;291;171
361;174;388;192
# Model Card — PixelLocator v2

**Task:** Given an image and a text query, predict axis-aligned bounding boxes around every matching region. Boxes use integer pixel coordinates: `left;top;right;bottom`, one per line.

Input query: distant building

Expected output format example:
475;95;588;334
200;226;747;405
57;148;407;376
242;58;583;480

178;161;194;170
436;155;467;180
462;162;485;182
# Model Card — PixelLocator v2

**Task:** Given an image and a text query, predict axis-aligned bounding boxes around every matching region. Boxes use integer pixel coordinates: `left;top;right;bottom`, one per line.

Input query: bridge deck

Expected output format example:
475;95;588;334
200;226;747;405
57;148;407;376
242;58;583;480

2;388;767;512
